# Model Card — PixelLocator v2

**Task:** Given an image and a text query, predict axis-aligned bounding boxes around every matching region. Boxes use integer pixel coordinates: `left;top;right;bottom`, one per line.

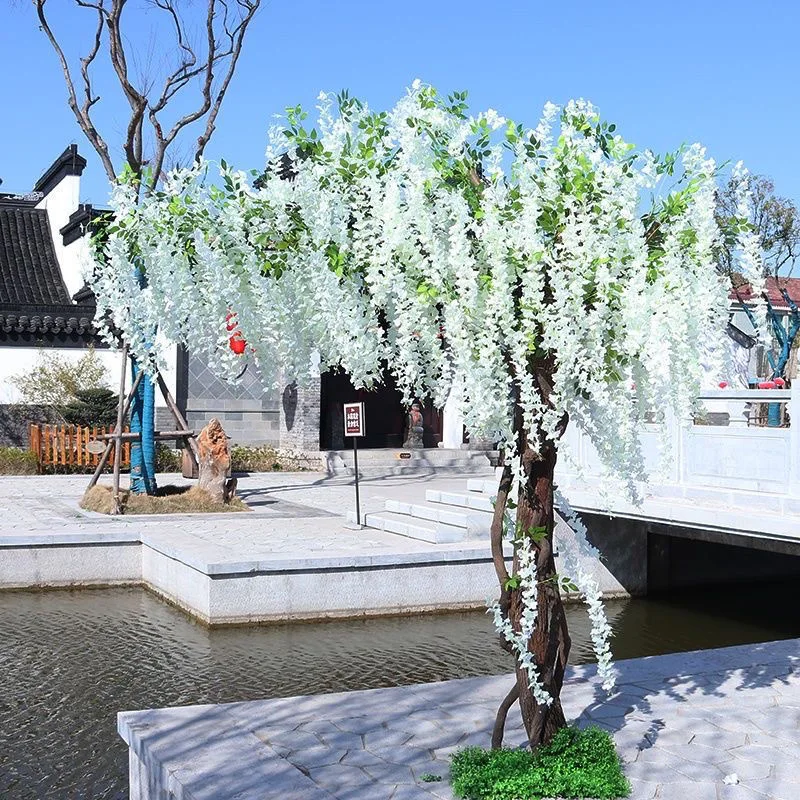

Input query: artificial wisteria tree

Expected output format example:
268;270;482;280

90;83;762;748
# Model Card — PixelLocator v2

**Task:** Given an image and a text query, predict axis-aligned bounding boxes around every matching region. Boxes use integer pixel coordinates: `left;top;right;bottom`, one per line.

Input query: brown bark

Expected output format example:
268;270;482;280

509;435;571;748
196;418;232;504
491;682;520;749
490;360;571;750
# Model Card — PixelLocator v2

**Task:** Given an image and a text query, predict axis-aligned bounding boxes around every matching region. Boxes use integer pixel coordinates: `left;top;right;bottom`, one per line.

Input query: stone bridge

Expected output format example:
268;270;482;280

557;387;800;594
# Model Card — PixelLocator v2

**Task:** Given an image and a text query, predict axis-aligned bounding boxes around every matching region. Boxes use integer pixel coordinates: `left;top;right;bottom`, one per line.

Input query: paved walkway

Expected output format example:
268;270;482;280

0;472;493;562
119;637;800;800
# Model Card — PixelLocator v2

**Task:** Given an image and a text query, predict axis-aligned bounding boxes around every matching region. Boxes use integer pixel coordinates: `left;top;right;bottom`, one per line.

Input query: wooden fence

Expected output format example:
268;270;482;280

29;424;131;471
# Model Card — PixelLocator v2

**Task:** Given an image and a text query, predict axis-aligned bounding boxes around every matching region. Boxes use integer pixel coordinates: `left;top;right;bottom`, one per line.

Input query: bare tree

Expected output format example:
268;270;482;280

34;0;263;194
717;173;800;278
33;0;263;496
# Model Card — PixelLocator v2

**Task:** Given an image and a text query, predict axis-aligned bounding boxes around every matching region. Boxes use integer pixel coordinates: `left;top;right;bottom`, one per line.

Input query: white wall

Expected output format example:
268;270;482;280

0;347;123;404
35;174;84;298
0;345;176;409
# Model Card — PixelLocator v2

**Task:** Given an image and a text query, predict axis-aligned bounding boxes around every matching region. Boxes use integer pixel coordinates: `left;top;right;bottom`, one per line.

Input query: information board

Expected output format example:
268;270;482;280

343;402;365;437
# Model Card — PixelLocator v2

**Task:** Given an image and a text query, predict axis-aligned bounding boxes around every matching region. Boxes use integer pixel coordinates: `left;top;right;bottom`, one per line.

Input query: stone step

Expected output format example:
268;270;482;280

467;478;498;495
349;510;466;544
325;448;498;477
383;499;492;538
425;488;494;513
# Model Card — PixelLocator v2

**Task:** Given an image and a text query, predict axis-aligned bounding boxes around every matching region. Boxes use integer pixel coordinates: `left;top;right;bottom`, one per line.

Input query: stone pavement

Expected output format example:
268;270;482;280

0;472;496;561
119;638;800;800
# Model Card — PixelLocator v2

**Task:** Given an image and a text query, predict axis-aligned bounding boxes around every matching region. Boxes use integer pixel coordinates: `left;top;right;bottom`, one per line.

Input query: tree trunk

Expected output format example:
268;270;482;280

197;418;232;504
511;435;571;748
129;360;158;495
491;420;571;750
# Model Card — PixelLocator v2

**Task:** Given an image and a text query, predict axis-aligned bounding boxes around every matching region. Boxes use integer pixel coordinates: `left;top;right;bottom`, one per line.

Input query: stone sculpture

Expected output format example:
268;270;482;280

197;418;237;503
403;401;424;449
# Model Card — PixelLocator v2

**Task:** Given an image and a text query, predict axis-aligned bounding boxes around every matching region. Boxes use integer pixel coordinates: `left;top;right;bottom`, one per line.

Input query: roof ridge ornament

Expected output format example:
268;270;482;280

9;191;45;202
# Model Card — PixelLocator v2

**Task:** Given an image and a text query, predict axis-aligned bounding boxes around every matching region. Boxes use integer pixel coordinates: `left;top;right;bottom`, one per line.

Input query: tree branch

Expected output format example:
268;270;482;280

106;0;147;177
192;1;260;159
36;0;262;195
35;0;117;183
149;0;261;189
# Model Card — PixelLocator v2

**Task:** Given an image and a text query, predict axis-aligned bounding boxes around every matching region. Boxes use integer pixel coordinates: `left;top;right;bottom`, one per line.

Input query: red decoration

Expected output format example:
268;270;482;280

229;332;247;355
775;377;786;387
757;381;776;389
226;311;237;332
718;381;728;389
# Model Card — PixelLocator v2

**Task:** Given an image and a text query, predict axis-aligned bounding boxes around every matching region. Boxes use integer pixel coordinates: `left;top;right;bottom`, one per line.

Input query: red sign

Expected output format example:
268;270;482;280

343;402;365;437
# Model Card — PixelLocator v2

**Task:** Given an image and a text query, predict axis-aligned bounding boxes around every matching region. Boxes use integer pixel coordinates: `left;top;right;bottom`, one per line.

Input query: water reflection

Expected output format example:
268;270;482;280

1;582;798;799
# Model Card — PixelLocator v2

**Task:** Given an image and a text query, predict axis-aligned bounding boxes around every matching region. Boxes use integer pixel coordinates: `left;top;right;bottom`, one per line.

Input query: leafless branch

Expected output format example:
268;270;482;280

149;0;261;185
79;4;105;116
34;0;117;182
35;0;263;194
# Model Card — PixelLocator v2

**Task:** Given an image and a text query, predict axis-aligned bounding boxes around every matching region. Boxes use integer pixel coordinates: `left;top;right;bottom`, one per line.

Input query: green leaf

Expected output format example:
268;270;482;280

503;574;521;590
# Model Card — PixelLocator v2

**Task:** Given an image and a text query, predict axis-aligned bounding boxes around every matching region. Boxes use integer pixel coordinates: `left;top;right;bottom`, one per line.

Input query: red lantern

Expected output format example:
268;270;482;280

775;377;786;387
229;332;247;355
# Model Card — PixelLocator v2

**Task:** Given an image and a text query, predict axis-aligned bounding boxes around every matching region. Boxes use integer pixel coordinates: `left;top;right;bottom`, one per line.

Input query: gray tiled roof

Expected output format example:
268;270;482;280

0;205;72;306
0;304;95;335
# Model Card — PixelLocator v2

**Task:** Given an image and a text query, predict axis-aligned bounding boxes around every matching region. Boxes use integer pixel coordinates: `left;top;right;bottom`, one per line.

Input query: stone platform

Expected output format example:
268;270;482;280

118;637;800;799
0;473;508;624
0;471;631;624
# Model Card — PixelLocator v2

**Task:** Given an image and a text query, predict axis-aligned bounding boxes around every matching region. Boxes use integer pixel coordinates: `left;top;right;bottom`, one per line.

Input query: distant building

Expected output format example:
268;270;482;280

728;277;800;383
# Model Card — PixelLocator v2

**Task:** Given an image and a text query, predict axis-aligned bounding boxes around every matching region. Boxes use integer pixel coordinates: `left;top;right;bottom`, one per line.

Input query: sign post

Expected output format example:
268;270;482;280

343;402;365;526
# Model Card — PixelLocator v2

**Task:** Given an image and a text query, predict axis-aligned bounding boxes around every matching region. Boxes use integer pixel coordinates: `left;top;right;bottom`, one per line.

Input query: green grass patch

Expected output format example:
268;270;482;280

450;726;630;800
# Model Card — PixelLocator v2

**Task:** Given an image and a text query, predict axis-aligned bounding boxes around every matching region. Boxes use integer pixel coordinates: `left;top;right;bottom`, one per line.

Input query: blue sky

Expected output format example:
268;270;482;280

2;0;798;206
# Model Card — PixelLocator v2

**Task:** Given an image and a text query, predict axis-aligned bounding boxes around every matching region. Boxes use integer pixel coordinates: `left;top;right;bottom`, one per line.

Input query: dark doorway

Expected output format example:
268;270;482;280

320;370;442;450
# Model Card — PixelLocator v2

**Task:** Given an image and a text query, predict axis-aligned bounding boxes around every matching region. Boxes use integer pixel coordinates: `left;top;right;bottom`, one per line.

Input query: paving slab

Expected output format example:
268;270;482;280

119;637;800;799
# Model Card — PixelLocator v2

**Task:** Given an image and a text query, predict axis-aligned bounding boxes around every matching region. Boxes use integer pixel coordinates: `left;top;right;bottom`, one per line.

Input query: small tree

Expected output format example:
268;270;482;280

62;388;120;427
33;0;263;493
11;348;109;407
717;173;800;384
90;85;760;749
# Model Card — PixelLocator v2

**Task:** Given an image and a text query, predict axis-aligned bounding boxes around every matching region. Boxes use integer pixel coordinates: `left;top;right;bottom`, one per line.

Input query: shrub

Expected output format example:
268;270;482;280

61;388;120;427
0;447;39;475
155;444;182;473
230;445;321;473
450;726;630;800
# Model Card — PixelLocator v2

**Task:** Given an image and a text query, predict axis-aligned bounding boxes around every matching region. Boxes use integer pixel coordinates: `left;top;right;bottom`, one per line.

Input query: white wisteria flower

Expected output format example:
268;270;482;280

88;83;757;742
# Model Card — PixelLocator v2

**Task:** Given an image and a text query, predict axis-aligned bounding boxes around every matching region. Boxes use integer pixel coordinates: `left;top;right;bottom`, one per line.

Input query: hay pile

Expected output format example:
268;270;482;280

81;484;250;515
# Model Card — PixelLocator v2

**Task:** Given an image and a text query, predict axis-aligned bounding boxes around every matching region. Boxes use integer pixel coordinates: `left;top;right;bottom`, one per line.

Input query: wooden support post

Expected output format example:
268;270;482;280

112;347;129;515
156;373;199;463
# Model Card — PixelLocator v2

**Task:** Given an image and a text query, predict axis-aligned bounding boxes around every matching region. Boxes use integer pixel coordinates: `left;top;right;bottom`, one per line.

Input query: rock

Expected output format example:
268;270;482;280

196;419;235;504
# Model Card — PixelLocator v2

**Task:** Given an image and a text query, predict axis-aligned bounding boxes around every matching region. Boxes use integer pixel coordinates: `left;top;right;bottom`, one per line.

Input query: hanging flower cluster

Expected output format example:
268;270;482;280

554;490;615;691
488;539;551;705
88;82;760;697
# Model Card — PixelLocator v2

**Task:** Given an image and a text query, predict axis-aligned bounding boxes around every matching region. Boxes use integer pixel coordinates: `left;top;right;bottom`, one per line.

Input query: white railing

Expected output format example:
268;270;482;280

560;388;800;498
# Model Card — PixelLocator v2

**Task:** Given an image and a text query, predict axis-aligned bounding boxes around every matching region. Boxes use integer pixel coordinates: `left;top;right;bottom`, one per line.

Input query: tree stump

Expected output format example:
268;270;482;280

197;418;235;504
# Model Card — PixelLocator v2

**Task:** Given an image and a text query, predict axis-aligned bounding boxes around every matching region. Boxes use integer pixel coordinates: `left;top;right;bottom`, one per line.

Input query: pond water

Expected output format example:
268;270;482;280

2;582;798;799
